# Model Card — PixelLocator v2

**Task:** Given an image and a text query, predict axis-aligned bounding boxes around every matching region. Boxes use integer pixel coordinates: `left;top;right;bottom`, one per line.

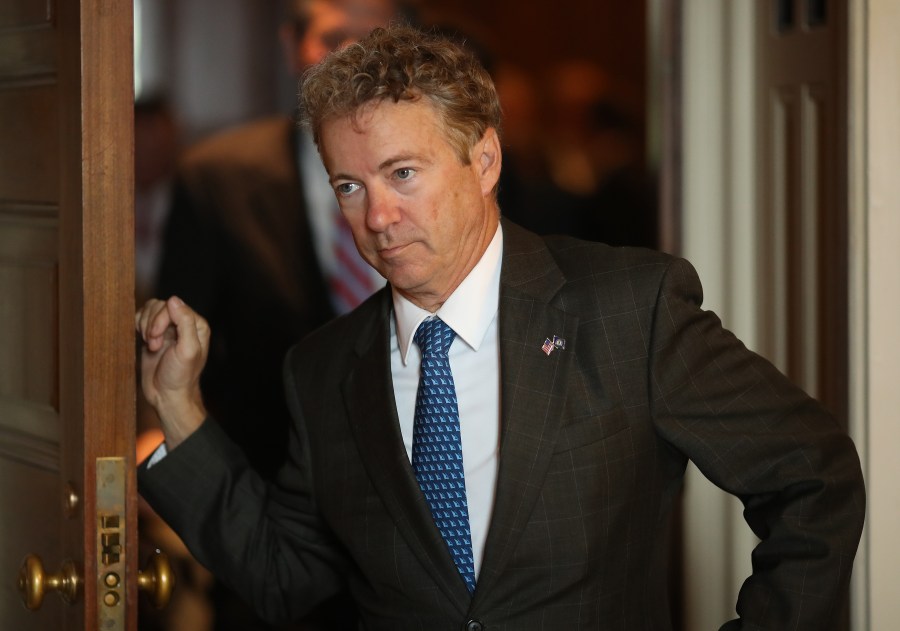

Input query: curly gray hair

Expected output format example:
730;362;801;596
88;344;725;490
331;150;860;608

299;24;502;165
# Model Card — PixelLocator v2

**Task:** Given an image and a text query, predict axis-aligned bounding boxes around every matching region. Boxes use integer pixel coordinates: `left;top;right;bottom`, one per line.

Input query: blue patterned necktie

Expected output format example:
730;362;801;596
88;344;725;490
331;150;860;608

411;317;476;594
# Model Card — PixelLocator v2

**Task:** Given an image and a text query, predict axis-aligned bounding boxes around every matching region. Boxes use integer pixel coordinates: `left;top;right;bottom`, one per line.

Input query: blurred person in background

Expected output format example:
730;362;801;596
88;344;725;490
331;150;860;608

573;97;658;248
134;94;180;306
134;94;217;631
500;59;658;248
152;1;407;629
157;0;401;514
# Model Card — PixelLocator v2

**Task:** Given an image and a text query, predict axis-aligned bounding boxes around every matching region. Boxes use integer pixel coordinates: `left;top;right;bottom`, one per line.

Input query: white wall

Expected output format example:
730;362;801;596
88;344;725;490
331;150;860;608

848;1;900;628
680;2;758;628
134;0;286;142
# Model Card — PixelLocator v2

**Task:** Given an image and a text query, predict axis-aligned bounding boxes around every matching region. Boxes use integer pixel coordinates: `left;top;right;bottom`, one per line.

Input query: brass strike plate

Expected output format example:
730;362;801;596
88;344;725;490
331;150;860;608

97;457;126;630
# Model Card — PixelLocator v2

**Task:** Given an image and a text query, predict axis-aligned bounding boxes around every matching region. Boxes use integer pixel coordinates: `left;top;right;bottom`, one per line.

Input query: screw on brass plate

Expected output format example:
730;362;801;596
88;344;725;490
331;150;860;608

63;483;80;518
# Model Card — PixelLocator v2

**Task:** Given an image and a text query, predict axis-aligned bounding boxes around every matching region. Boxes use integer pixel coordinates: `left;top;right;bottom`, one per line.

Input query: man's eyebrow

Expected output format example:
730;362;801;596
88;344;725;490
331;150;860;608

329;154;434;184
378;154;431;171
329;172;355;185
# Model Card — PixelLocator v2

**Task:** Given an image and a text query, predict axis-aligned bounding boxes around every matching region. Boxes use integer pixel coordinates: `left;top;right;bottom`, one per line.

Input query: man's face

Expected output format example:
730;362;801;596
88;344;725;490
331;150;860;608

285;0;394;74
319;99;501;312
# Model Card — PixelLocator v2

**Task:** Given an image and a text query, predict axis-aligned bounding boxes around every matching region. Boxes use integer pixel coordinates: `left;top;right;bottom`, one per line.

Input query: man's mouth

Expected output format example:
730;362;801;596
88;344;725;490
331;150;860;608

378;242;411;259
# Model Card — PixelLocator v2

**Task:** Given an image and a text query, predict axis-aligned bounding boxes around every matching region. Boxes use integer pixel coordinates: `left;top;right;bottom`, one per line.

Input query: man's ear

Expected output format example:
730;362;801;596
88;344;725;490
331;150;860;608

477;128;502;196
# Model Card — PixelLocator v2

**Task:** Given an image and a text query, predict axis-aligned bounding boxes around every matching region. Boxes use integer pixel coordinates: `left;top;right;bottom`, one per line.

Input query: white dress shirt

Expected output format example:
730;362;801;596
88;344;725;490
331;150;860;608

390;225;502;578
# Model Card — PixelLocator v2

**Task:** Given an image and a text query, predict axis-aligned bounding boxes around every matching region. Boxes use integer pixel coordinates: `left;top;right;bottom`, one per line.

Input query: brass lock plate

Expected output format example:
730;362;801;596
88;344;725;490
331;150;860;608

97;457;126;630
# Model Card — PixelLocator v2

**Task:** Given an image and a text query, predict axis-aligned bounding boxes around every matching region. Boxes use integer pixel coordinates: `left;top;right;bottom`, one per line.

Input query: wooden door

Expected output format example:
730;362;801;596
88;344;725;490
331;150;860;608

0;0;138;629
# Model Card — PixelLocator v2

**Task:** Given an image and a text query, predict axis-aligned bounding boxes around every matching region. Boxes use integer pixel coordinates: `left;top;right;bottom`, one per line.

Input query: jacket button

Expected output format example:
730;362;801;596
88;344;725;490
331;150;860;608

464;620;484;631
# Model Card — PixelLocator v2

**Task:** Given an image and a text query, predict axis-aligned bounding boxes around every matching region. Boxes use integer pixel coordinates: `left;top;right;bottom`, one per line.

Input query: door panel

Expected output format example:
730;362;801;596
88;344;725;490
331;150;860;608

0;0;136;629
757;0;848;422
0;88;59;202
1;458;64;629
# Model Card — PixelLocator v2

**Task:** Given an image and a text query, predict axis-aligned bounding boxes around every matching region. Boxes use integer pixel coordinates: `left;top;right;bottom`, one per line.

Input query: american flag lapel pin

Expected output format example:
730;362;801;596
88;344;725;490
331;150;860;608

542;335;566;356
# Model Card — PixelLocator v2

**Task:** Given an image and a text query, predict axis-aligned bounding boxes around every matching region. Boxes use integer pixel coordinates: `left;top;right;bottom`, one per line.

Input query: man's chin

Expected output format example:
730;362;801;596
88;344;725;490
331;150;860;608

383;270;426;295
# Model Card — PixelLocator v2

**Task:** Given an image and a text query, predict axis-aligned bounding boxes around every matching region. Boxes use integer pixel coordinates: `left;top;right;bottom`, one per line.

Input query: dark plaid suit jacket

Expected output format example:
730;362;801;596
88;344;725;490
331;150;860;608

139;220;865;630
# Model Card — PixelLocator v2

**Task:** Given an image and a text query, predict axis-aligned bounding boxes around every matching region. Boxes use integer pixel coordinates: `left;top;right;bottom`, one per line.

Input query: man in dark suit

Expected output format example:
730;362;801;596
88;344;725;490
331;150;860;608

137;25;866;630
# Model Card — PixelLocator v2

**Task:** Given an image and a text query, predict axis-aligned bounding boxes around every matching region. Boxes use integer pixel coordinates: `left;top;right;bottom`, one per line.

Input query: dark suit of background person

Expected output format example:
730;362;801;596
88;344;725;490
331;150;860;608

141;217;865;630
157;117;334;482
152;2;399;629
155;0;399;481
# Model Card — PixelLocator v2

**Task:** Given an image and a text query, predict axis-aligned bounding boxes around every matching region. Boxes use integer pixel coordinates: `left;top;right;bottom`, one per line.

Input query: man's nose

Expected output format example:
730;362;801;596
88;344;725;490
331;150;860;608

365;185;401;231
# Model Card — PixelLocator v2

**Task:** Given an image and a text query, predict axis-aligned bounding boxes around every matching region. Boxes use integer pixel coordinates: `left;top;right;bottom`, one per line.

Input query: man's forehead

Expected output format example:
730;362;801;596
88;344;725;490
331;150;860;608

319;105;394;155
319;101;448;167
329;99;441;137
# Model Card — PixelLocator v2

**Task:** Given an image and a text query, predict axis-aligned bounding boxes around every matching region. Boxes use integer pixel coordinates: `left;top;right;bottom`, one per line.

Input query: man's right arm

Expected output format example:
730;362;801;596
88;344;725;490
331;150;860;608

136;298;348;621
137;411;349;623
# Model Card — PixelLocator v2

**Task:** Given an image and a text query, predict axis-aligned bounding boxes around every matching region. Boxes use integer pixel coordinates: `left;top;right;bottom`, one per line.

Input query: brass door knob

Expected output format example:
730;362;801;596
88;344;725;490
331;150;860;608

17;554;81;610
137;550;175;609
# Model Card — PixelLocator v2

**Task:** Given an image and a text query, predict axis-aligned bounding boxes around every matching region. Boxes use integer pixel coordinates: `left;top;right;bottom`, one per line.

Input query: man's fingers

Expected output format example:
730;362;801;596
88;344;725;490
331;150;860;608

136;297;189;353
167;296;209;363
137;298;164;333
136;298;162;337
146;301;173;351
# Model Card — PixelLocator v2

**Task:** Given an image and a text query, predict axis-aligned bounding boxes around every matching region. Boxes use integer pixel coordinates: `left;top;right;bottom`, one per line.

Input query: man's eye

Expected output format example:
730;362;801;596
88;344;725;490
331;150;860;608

336;182;360;196
395;168;415;180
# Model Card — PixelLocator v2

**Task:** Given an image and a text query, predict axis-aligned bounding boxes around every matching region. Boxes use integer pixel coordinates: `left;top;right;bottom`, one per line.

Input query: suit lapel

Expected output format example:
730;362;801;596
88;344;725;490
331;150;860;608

474;221;579;602
342;291;473;613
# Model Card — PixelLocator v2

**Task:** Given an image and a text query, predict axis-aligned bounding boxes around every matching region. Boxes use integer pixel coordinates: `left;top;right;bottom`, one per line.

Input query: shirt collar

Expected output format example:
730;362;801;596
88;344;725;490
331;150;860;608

394;224;502;365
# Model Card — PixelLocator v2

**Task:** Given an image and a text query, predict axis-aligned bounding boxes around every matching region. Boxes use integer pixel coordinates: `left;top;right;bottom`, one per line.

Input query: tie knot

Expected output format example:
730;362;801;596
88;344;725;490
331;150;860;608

414;317;456;358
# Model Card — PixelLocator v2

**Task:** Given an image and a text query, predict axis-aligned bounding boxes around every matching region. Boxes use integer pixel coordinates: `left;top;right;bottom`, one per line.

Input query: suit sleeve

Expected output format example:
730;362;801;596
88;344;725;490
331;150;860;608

646;257;865;630
137;349;349;623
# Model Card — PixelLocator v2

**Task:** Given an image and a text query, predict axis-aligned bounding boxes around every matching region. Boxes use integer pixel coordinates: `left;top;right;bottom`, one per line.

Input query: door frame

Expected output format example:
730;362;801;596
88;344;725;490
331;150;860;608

58;0;136;628
847;1;900;629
